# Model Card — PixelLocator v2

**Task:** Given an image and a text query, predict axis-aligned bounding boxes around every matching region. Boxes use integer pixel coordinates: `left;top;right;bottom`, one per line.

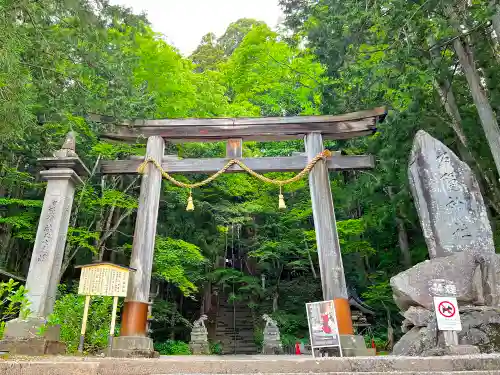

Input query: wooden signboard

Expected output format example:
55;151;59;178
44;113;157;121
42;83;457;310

75;262;135;353
77;263;130;297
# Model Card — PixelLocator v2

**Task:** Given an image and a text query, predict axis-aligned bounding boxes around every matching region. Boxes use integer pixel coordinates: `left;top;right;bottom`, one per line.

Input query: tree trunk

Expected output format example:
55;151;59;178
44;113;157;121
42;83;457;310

445;4;500;178
272;265;283;312
307;249;318;279
384;304;394;351
387;187;411;268
428;34;500;215
109;208;120;263
170;299;178;340
0;228;12;268
432;78;467;146
303;234;317;279
201;281;212;315
395;216;411;269
93;213;105;262
491;1;500;47
272;293;279;312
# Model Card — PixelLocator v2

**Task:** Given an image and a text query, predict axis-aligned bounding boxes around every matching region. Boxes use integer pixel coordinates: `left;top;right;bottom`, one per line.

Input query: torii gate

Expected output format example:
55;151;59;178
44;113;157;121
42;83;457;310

95;107;386;356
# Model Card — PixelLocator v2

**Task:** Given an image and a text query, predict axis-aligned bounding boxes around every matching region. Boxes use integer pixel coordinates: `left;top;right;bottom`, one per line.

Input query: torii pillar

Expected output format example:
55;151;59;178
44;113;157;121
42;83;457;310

305;132;371;356
112;136;164;357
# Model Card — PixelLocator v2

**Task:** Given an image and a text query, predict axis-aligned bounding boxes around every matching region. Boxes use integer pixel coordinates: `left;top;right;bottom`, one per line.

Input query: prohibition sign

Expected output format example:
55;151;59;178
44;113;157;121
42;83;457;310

438;300;456;318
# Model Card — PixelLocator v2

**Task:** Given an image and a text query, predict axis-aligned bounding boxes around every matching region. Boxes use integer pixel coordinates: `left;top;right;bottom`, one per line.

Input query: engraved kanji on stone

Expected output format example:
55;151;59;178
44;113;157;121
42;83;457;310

446;196;465;209
452;221;472;238
444;284;457;296
430;282;445;295
36;199;59;263
409;131;495;258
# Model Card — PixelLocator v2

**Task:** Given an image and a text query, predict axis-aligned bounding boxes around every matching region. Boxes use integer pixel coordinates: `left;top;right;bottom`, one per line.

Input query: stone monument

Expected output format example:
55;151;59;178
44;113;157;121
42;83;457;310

262;314;283;354
391;130;500;355
0;132;89;355
189;315;209;355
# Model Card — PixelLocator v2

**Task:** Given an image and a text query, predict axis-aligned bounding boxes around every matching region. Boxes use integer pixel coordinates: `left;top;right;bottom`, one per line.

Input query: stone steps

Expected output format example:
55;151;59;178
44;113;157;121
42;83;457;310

214;297;258;355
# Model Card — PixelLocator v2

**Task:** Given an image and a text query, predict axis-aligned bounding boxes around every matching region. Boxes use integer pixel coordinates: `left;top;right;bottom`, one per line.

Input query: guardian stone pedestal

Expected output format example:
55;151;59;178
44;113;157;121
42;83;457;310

189;315;209;355
0;132;89;356
262;314;282;354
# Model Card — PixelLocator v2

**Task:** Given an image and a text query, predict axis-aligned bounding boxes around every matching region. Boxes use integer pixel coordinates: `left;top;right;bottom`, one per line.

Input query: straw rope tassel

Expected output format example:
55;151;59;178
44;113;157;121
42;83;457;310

186;189;194;211
278;186;286;210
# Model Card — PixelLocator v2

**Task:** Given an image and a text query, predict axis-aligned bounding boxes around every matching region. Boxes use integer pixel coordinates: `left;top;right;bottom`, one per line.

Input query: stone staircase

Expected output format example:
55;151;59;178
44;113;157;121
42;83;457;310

214;298;258;355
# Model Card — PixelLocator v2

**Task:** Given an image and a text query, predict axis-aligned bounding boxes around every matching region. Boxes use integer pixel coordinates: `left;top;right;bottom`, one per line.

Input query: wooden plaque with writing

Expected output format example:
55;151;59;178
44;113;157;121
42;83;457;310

77;263;133;297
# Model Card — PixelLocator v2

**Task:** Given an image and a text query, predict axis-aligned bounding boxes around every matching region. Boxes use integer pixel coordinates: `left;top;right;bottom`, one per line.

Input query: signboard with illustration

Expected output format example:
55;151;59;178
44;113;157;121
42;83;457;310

305;300;342;357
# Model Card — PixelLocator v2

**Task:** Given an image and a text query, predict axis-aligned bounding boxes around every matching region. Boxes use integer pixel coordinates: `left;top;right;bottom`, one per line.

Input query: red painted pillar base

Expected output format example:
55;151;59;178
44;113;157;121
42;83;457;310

334;298;354;335
120;301;149;337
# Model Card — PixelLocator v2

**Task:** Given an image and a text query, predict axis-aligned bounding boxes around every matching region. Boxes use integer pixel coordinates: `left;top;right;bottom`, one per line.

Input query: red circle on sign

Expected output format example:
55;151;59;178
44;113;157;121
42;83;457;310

438;301;456;318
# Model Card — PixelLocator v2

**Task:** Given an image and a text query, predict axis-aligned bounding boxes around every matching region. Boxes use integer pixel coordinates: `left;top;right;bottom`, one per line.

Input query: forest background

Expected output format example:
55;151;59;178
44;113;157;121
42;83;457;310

1;0;500;354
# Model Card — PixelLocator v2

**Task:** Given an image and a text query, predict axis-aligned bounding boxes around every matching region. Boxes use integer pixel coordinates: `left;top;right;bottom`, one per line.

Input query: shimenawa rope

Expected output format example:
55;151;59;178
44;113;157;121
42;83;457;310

137;150;332;211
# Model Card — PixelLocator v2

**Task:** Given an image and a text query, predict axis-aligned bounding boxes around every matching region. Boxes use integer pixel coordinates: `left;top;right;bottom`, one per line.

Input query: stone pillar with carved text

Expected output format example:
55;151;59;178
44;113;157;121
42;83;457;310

113;135;164;358
26;169;81;317
0;132;90;356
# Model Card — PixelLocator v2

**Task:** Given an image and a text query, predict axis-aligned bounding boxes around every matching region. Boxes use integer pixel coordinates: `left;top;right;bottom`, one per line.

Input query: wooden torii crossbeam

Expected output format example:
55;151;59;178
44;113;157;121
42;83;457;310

93;107;386;357
96;107;385;175
91;107;386;142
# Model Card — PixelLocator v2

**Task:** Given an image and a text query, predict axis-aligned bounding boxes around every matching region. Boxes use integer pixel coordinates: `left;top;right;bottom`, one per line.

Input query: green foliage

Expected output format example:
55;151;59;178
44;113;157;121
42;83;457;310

253;328;263;350
3;0;500;351
271;311;308;341
154;237;205;296
210;341;223;355
220;23;325;117
0;213;37;230
99;190;138;209
0;280;31;339
150;299;192;343
67;228;99;254
47;292;117;354
154;340;191;355
0;198;43;207
281;333;302;348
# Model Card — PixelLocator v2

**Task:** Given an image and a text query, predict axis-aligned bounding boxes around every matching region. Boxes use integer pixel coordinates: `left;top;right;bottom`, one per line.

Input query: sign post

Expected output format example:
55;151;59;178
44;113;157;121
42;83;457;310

76;262;135;354
306;300;342;357
78;295;91;353
109;296;119;352
429;279;461;346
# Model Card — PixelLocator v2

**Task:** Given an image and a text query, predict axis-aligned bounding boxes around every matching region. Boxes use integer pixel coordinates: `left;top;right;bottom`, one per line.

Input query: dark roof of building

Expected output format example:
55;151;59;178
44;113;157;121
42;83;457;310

348;287;375;315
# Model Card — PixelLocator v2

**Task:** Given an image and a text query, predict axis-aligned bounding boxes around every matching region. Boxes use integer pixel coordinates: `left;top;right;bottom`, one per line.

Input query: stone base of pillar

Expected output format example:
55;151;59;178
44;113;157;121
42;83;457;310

0;318;66;356
110;336;158;358
340;334;376;356
0;337;66;356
